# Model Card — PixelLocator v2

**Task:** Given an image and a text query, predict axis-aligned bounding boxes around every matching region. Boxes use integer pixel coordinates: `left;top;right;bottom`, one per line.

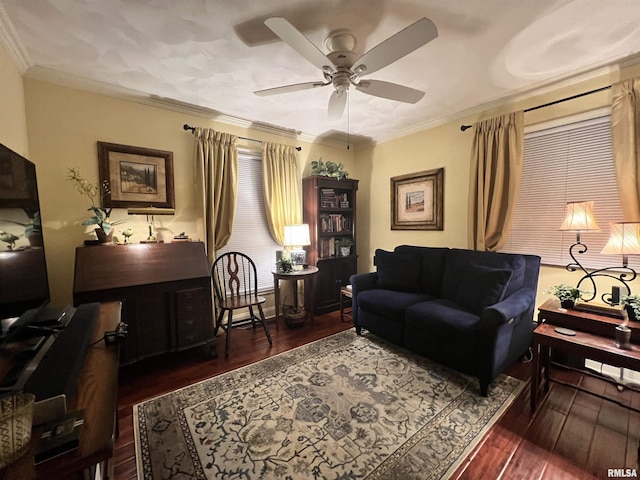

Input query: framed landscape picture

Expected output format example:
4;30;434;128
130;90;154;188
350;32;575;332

98;142;175;209
390;168;444;230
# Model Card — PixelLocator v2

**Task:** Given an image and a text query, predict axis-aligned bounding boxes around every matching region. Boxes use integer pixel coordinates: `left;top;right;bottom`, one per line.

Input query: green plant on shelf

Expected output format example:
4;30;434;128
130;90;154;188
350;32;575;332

311;158;349;179
622;294;640;321
543;284;587;306
335;238;353;249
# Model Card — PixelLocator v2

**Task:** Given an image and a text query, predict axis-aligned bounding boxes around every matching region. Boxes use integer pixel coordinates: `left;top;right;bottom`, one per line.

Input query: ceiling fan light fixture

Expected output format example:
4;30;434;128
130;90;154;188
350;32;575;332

353;64;367;76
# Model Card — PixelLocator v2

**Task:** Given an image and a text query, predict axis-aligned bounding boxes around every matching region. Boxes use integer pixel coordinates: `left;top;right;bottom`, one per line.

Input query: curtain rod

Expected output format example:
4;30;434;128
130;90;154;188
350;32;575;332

183;124;302;151
459;85;612;131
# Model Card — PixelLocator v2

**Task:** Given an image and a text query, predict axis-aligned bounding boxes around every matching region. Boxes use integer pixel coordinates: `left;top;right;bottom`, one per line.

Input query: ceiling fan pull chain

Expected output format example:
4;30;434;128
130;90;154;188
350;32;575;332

347;91;350;150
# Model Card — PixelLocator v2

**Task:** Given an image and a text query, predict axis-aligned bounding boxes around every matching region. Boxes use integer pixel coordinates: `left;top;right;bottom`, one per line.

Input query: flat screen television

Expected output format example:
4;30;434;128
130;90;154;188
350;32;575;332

0;143;50;330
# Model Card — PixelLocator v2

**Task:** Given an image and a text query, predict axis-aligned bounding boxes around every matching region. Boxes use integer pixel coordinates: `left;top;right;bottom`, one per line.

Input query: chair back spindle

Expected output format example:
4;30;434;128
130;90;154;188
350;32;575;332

210;251;272;358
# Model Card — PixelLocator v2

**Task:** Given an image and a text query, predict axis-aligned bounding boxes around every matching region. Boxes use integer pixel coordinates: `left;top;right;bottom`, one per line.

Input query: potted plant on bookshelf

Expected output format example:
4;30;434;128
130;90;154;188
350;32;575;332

336;238;353;257
544;284;584;309
310;158;349;179
621;294;640;322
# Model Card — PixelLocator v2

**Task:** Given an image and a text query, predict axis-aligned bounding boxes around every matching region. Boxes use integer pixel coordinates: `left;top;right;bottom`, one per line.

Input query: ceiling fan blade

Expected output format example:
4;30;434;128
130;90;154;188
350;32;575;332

355;80;425;103
264;17;335;72
352;17;437;76
254;81;328;96
328;90;347;120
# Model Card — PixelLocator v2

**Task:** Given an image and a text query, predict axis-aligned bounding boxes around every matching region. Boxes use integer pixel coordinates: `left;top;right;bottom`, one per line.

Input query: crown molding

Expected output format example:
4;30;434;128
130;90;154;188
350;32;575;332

25;66;308;141
374;61;625;146
22;66;371;149
0;4;32;73
20;53;639;152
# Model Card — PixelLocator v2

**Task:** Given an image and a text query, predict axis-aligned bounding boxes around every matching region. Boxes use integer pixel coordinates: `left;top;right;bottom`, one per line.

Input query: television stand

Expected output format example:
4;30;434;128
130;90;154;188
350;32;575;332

31;304;76;327
0;301;121;479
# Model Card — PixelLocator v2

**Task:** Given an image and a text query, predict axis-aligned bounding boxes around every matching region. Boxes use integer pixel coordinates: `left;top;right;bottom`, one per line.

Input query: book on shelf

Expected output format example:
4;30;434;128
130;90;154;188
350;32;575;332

319;214;352;233
320;189;349;208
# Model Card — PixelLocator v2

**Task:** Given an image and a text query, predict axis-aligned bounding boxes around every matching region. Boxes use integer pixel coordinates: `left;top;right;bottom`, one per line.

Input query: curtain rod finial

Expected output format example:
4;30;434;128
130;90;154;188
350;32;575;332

461;124;472;132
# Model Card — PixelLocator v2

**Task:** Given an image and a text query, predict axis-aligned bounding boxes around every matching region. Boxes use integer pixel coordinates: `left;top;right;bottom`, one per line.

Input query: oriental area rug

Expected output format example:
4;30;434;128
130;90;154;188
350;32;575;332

134;330;523;480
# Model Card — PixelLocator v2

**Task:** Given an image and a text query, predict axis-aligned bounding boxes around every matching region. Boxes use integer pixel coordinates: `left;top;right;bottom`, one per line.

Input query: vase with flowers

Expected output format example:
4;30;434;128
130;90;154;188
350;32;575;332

67;167;125;243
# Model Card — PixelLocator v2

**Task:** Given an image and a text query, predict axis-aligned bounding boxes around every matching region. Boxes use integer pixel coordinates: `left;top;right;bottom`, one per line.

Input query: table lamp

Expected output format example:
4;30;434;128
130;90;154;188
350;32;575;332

559;201;600;302
127;207;175;243
601;222;640;303
284;224;310;268
559;201;600;242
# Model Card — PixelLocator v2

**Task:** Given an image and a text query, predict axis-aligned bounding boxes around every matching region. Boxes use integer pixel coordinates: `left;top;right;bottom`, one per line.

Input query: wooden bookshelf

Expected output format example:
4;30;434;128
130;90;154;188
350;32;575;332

303;176;358;314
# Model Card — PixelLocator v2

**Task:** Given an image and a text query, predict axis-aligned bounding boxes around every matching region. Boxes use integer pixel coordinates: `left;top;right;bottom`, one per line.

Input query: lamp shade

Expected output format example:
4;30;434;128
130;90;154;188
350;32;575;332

559;201;600;232
601;222;640;255
284;224;310;247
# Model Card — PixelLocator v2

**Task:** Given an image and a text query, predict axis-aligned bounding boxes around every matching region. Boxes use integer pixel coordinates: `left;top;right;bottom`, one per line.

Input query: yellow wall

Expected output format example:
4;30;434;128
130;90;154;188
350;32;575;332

356;64;640;308
0;42;28;155
13;57;640;313
354;121;473;270
23;78;355;307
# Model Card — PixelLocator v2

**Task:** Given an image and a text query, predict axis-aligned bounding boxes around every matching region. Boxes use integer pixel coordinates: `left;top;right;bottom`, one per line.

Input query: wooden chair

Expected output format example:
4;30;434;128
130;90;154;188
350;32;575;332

211;252;273;358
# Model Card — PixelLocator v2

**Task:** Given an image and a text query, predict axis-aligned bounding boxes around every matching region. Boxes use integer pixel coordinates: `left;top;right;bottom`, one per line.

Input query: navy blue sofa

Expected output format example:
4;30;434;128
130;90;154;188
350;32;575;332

350;245;541;395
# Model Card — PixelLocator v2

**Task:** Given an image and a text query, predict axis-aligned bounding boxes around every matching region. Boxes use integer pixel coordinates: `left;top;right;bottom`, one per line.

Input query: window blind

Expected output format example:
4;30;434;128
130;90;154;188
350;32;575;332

502;114;639;271
217;150;280;291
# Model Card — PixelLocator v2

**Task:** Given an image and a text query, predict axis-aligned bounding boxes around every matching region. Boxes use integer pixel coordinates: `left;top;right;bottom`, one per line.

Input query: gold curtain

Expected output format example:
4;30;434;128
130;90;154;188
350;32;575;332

468;111;524;251
262;142;302;245
612;78;640;221
194;128;238;264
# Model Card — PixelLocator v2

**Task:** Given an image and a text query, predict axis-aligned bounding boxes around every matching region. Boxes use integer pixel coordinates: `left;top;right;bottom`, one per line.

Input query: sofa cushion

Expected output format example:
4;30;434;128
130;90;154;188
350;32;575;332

394;245;448;296
441;249;526;301
358;289;434;324
405;299;481;343
375;249;421;293
455;264;512;314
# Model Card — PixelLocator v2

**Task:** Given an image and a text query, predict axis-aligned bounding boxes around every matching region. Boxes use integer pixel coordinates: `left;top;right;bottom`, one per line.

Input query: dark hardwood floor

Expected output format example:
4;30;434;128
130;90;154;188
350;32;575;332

114;312;639;479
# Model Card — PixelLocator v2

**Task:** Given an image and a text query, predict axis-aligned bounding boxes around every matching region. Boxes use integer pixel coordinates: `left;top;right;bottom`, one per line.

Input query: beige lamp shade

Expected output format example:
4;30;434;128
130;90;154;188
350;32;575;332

284;224;311;247
559;201;600;232
601;222;640;255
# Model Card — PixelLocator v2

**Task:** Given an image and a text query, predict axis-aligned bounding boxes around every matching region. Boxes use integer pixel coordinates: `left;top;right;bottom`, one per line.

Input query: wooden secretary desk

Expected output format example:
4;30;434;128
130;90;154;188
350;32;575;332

73;242;216;365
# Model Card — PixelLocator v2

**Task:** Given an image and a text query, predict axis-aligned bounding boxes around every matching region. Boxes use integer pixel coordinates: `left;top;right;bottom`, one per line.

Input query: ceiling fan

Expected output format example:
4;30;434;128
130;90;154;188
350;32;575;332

254;17;438;120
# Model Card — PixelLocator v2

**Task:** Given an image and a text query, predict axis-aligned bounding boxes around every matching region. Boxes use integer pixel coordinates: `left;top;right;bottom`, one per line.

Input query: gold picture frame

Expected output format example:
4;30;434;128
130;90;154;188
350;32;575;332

98;142;175;209
391;168;444;230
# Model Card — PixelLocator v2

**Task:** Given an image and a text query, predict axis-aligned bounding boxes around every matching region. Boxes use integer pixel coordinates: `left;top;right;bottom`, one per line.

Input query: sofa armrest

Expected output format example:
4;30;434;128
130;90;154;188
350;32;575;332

349;272;378;327
479;288;536;329
350;272;377;293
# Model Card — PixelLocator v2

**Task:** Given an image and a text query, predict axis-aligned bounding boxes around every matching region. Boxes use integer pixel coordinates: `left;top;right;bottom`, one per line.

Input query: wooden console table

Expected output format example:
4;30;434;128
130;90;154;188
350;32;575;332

531;299;640;414
0;302;121;480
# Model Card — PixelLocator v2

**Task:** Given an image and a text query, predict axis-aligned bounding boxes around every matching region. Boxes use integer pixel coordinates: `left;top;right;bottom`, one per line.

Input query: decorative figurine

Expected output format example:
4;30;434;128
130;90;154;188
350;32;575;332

122;227;134;244
0;231;20;250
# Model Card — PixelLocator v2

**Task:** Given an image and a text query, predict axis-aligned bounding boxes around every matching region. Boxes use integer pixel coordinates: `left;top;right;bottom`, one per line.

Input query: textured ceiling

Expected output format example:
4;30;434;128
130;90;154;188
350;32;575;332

2;0;640;146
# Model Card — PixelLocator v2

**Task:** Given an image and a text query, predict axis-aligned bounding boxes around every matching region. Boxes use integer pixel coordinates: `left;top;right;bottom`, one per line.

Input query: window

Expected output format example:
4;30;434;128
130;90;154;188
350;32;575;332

502;111;640;271
217;150;281;291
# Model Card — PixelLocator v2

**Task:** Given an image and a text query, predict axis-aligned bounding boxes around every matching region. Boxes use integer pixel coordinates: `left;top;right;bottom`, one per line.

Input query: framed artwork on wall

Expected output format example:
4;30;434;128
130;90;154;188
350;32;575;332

390;168;444;230
98;142;175;209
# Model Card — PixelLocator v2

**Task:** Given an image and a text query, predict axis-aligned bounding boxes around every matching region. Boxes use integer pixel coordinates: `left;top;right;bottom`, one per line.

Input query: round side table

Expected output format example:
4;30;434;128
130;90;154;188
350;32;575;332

272;266;319;328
